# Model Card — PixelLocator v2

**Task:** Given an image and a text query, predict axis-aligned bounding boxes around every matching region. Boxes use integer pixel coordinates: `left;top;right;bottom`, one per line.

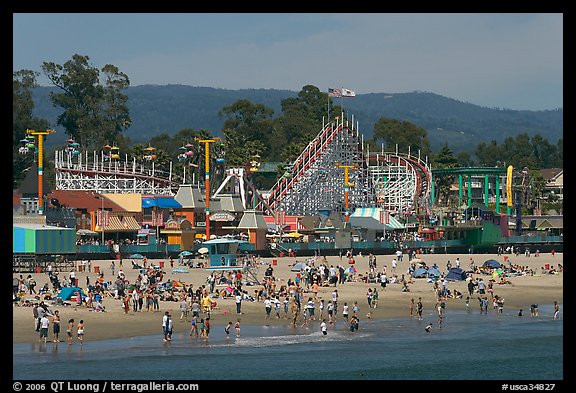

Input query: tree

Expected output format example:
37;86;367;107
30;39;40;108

369;117;431;157
13;70;51;189
41;54;131;151
272;84;333;163
431;143;459;206
219;99;274;167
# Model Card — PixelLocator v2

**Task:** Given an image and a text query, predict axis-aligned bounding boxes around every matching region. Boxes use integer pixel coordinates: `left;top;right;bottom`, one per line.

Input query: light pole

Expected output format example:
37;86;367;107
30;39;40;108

26;129;55;215
195;137;219;241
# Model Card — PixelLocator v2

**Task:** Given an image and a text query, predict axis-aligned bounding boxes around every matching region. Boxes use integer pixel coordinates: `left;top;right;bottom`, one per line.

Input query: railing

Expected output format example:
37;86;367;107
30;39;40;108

77;243;181;255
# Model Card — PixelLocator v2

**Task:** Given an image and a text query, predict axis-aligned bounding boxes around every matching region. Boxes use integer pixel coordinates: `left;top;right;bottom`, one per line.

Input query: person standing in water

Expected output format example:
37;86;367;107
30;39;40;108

77;320;85;345
234;319;241;337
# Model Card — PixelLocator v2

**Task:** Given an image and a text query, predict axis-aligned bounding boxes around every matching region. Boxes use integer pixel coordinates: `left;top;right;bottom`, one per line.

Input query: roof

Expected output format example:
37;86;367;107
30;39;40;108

519;215;563;229
539;168;563;181
142;196;182;209
237;209;268;229
213;194;244;213
351;208;405;229
174;184;205;209
46;190;125;211
13;223;75;231
349;216;385;231
105;193;142;212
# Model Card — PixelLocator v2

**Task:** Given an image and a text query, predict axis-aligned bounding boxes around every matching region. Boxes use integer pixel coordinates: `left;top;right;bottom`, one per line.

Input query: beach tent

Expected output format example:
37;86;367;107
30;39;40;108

129;253;145;259
446;267;467;281
57;287;86;300
291;261;307;272
427;267;442;278
483;259;501;269
412;267;428;278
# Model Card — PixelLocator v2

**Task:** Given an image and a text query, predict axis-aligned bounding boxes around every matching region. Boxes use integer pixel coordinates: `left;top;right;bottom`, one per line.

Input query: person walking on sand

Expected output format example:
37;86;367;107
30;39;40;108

235;292;242;314
122;294;131;314
264;297;272;319
67;319;74;345
235;319;241;337
77;320;84;345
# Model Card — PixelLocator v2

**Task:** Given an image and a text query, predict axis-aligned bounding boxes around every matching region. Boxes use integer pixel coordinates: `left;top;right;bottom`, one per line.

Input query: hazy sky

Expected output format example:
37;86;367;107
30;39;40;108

13;13;563;111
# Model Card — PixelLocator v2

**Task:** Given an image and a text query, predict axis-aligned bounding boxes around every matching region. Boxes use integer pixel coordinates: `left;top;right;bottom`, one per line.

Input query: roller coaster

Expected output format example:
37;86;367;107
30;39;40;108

260;113;432;216
53;113;432;217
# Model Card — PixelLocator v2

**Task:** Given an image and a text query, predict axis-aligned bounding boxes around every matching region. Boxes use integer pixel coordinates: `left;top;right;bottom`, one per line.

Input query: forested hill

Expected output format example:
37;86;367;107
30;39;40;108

32;85;563;153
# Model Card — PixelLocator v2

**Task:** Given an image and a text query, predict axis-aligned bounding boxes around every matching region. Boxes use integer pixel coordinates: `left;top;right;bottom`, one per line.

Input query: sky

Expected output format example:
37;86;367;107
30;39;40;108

13;13;563;111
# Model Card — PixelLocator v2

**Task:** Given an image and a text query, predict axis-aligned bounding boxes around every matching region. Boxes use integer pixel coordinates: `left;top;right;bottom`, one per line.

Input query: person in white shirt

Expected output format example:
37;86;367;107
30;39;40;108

320;319;327;335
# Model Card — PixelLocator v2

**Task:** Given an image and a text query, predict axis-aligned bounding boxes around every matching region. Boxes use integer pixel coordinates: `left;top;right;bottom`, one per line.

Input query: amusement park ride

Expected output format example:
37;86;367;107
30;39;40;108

36;111;434;223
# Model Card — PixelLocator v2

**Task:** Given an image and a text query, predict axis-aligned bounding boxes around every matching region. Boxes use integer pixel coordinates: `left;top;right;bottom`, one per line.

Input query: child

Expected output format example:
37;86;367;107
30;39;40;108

425;322;433;333
190;315;198;337
67;319;74;345
234;319;241;337
225;321;232;337
283;297;289;319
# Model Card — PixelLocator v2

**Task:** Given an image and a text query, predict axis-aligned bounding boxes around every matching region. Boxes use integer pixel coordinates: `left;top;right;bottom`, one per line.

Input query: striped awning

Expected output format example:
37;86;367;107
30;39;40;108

350;208;405;230
97;215;141;232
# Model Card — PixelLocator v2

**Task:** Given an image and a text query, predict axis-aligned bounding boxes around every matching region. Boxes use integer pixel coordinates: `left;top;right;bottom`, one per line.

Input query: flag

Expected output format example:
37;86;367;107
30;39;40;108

341;88;356;97
328;88;341;98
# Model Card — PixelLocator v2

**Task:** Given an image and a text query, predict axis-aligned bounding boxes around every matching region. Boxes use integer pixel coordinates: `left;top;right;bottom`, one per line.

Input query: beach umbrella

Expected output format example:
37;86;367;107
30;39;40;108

172;280;183;287
179;250;193;257
197;247;209;254
129;253;145;259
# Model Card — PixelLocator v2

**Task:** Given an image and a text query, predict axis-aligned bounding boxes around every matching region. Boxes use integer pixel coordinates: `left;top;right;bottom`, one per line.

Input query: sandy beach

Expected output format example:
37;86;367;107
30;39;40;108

13;251;563;344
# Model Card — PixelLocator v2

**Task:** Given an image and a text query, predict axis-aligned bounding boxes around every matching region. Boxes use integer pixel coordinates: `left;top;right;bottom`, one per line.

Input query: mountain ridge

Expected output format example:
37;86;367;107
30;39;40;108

31;85;563;153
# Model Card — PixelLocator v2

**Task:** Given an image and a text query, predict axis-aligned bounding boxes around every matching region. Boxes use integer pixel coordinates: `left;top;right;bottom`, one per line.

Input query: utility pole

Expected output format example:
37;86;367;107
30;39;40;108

26;129;56;215
195;137;219;241
336;163;357;225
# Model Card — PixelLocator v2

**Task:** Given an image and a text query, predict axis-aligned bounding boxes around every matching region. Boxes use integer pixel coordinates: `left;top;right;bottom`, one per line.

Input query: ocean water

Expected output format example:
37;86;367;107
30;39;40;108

13;304;563;381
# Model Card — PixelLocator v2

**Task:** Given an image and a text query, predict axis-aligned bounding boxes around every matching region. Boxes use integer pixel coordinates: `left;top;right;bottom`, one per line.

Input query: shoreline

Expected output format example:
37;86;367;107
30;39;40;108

13;252;563;344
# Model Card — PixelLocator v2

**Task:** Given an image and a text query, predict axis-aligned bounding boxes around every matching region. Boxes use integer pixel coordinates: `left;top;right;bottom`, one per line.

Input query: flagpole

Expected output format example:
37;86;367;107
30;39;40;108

341;86;344;116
